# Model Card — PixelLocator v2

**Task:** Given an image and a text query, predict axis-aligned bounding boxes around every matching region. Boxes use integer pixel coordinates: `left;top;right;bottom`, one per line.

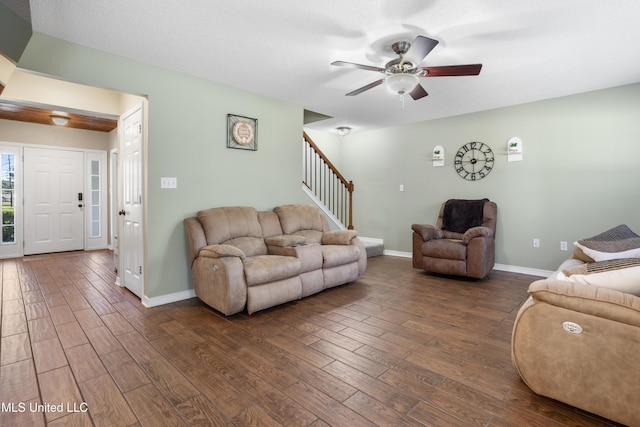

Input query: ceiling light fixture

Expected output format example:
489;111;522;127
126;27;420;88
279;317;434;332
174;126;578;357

336;126;351;136
386;73;419;95
386;73;419;109
51;115;69;126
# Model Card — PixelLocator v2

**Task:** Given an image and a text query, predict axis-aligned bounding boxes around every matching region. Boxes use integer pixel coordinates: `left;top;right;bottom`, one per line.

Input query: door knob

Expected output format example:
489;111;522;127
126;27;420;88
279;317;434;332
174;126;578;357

118;209;126;216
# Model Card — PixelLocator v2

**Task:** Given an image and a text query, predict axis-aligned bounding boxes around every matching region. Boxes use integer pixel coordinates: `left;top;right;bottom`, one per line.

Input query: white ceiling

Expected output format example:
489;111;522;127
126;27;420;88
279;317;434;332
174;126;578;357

9;0;640;133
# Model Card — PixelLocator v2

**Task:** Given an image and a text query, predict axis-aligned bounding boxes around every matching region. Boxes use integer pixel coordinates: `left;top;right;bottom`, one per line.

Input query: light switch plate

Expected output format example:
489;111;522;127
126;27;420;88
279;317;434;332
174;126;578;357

161;177;177;189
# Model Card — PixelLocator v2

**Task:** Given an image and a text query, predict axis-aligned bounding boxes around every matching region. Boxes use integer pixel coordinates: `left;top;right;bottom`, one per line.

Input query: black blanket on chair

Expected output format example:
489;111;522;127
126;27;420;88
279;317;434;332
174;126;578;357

442;199;488;233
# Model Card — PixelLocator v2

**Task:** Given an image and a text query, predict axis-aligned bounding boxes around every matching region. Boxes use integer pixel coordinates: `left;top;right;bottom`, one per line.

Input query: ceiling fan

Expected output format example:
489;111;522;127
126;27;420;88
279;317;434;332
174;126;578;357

331;35;482;102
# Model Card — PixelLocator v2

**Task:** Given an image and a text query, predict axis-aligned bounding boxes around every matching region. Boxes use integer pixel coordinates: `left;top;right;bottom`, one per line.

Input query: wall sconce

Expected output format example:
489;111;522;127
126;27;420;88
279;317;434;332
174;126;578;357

51;115;70;126
336;126;351;136
432;145;444;167
507;137;523;162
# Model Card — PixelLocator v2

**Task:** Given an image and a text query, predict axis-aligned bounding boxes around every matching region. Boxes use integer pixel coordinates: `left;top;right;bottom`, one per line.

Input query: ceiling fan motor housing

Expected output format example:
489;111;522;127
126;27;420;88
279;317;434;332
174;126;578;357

391;40;411;55
384;58;417;75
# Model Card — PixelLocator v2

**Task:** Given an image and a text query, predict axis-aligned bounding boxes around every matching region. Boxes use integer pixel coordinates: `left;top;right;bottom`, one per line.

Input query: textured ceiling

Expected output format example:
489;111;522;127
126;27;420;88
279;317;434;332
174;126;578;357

10;1;640;133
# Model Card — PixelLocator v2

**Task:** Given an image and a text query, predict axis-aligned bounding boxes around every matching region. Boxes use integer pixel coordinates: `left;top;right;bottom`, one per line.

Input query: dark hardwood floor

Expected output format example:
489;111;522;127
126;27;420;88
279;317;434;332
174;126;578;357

0;250;621;426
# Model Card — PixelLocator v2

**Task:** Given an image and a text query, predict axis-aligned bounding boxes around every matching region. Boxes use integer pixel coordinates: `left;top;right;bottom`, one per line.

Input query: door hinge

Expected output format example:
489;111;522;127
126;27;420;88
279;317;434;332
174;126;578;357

139;266;142;275
138;124;142;134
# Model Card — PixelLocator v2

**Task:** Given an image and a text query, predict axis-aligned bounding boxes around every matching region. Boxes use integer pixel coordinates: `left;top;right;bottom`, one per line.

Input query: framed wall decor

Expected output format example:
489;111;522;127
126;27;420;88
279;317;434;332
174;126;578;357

227;114;257;151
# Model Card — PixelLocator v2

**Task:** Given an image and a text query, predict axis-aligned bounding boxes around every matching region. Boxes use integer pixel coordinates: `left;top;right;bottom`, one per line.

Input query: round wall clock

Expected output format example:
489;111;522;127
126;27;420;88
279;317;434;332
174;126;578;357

454;142;494;181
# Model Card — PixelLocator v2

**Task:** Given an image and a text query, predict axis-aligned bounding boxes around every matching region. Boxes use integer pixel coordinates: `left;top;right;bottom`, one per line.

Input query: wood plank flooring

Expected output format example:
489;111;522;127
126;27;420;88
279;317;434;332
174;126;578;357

0;250;622;426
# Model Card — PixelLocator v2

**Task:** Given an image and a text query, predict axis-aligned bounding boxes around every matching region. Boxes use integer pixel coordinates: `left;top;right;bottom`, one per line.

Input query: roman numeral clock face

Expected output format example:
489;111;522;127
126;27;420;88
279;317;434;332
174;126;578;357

454;142;494;181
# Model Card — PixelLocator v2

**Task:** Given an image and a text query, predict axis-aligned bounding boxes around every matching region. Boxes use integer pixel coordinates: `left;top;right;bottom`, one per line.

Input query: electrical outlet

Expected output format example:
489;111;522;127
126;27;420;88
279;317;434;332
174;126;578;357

533;238;540;248
560;241;568;251
399;184;404;192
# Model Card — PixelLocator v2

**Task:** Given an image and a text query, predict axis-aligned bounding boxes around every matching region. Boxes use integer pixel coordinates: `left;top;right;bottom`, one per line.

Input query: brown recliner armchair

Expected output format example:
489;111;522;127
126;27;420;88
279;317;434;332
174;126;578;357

412;199;497;279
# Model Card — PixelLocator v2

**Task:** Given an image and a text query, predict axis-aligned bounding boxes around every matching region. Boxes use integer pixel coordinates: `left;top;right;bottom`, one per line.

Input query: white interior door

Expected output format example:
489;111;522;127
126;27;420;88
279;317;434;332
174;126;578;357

24;147;84;255
120;105;144;298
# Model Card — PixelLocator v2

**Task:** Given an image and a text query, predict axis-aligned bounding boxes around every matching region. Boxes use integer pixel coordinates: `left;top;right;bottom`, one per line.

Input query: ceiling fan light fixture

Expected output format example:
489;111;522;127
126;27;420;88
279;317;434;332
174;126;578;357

386;73;419;95
336;126;351;136
51;115;69;126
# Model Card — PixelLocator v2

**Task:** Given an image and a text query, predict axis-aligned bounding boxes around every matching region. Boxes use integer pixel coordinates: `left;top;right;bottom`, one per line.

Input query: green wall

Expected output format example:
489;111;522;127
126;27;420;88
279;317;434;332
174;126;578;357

11;31;640;292
18;33;308;300
313;83;640;271
0;3;32;63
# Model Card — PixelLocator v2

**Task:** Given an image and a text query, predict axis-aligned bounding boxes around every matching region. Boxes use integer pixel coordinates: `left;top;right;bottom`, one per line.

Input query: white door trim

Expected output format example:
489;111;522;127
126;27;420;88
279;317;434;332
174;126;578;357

0;141;108;258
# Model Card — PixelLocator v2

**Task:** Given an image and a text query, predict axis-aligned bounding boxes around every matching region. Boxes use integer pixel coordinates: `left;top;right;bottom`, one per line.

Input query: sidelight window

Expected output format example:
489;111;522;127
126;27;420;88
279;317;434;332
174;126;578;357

90;159;101;238
1;153;15;244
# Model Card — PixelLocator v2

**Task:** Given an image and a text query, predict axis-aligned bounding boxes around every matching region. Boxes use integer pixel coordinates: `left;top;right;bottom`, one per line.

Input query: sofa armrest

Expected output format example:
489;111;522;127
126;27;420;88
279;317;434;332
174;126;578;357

411;224;443;241
528;279;640;327
322;230;357;245
512;280;640;426
462;226;494;244
198;244;246;262
184;217;207;267
264;235;306;247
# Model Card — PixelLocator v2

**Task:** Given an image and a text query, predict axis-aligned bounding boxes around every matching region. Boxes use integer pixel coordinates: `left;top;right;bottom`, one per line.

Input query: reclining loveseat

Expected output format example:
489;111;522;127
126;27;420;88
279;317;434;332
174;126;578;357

184;204;366;315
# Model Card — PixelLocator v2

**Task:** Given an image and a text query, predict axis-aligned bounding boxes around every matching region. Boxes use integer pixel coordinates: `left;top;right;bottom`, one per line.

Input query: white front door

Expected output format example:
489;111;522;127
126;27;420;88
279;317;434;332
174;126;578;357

24;147;85;255
120;105;144;298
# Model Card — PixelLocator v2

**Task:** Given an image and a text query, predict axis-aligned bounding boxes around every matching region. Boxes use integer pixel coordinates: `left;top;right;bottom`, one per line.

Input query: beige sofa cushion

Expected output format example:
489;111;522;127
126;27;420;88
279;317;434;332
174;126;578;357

258;211;283;238
197;206;267;256
274;204;328;243
322;245;361;268
243;255;302;286
322;230;357;245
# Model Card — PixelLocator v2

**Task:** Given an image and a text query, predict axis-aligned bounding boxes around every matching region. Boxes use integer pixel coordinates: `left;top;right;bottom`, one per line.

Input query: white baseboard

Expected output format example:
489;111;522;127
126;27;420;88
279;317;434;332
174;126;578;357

383;249;411;258
359;236;384;245
493;263;552;277
381;251;550;277
142;289;197;308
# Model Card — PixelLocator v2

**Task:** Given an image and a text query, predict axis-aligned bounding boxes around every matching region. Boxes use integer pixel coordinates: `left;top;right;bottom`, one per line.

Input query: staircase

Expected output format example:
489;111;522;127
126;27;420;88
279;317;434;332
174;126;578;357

303;132;384;257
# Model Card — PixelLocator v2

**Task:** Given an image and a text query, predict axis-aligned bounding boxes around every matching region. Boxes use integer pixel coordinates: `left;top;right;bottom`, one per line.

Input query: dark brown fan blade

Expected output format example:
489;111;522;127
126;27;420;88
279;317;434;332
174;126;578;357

409;84;428;100
401;35;439;66
331;61;386;73
345;79;385;96
421;64;482;77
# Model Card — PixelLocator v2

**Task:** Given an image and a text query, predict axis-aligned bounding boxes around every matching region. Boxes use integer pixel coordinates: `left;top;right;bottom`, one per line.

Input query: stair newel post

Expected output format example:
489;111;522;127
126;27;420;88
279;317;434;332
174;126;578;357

347;180;354;230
